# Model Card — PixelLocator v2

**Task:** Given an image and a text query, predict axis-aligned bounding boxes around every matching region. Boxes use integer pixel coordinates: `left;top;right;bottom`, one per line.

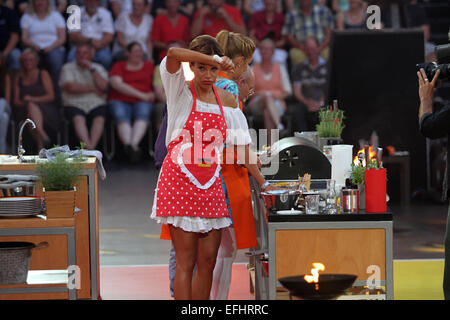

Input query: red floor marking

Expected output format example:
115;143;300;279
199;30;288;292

100;264;255;300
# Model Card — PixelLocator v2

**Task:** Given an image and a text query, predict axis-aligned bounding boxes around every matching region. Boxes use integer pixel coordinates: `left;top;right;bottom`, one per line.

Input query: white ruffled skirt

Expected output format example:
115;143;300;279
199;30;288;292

150;182;232;233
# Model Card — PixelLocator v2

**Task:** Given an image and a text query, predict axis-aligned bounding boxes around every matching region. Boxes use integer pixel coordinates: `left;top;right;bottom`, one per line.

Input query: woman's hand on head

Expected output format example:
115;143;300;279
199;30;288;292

217;56;234;73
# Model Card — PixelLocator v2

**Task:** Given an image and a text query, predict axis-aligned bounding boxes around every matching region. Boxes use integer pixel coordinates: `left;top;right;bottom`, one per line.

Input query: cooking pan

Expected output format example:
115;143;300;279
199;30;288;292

0;241;49;284
278;274;357;300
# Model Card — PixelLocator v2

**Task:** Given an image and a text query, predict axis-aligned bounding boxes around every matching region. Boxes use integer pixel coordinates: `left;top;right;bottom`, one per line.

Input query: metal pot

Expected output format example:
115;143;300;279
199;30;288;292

342;188;359;213
261;189;302;214
0;241;49;284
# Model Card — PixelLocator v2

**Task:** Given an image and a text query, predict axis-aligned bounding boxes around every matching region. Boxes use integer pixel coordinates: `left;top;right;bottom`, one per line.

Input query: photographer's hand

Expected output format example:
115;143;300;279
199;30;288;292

417;68;440;120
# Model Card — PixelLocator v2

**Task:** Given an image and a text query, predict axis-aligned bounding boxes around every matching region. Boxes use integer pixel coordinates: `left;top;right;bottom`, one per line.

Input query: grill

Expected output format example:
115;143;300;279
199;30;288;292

261;137;331;181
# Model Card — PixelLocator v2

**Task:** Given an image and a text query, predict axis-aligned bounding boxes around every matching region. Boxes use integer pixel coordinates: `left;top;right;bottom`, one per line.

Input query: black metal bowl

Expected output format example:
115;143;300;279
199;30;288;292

278;274;357;300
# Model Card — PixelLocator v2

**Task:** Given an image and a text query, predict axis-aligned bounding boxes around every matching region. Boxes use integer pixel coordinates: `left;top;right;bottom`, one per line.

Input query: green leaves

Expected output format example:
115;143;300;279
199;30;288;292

36;153;82;191
316;108;345;138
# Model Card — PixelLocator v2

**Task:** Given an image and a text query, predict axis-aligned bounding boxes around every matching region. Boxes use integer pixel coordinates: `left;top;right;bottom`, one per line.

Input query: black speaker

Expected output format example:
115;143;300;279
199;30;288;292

326;29;426;194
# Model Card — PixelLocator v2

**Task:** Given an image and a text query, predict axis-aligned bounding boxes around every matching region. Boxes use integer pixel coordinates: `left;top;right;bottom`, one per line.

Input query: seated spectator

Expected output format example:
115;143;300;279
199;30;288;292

0;3;20;72
281;0;334;67
291;36;327;132
336;0;368;30
332;0;349;13
68;0;114;70
20;0;66;90
0;56;11;154
285;0;332;11
248;0;287;66
191;0;246;38
247;38;292;138
151;0;191;63
59;43;109;150
110;0;150;19
108;42;155;163
13;48;60;151
151;0;196;18
113;0;154;62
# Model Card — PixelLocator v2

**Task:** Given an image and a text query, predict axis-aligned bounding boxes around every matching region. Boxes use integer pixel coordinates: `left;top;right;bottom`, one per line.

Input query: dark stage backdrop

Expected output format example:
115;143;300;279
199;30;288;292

326;30;425;194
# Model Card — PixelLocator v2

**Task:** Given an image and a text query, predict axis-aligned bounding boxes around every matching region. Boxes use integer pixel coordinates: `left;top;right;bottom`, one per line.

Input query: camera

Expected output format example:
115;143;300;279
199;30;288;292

417;43;450;81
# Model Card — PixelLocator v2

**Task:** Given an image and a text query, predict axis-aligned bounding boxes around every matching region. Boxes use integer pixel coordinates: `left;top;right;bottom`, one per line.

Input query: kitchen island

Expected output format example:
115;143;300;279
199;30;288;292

0;156;100;300
266;210;393;300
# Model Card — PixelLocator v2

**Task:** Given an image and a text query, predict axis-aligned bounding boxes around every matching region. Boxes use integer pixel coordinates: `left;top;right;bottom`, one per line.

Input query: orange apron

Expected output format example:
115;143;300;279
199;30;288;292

160;73;257;249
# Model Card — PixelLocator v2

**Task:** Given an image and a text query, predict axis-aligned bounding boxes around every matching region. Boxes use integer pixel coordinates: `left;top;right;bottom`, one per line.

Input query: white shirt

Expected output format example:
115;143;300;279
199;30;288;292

20;11;66;49
59;61;109;112
73;6;114;40
113;12;153;54
160;57;252;147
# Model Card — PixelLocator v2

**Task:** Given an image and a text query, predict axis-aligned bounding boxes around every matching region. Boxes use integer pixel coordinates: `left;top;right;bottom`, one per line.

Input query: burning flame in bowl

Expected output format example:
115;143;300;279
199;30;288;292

304;262;325;283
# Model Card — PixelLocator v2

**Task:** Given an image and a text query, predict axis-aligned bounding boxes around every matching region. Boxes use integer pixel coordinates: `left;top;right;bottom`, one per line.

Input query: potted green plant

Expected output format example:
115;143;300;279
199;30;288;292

316;103;345;151
36;152;83;218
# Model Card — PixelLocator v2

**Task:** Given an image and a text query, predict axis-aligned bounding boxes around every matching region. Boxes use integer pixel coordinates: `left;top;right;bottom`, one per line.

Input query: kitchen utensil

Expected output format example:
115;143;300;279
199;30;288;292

0;241;49;284
341;189;359;213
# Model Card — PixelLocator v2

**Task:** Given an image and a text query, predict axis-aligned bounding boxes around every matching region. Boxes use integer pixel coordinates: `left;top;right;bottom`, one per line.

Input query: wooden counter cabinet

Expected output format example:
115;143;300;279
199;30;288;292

0;157;100;300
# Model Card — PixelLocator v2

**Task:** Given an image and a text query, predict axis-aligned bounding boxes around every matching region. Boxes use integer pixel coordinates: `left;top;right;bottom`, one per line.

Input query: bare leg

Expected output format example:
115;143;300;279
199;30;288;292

117;121;132;146
27;102;49;150
130;119;148;151
72;115;91;147
169;225;198;300
192;228;222;300
88;116;105;150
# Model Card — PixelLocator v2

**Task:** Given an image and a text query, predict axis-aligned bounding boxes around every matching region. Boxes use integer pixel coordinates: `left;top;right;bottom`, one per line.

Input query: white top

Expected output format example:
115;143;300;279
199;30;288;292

20;11;66;49
72;7;114;40
110;0;133;14
59;61;109;112
113;12;153;54
160;57;252;147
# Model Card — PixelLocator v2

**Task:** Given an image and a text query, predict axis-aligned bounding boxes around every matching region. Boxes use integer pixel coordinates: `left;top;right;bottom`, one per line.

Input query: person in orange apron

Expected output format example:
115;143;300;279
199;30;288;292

151;35;236;300
210;30;277;300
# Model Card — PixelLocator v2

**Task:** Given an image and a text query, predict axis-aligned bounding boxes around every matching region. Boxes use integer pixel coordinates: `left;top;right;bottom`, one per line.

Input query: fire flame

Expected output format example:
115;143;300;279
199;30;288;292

304;262;325;283
353;146;377;167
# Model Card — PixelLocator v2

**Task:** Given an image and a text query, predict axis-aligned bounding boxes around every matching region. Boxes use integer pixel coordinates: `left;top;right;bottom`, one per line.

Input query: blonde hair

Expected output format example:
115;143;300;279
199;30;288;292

27;0;53;16
216;30;255;61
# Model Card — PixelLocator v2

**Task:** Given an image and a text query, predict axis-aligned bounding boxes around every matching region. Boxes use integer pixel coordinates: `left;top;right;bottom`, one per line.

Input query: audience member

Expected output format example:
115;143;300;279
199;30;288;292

68;0;115;70
332;0;349;13
191;0;246;38
151;0;196;18
20;0;66;90
0;56;11;154
110;0;150;18
336;0;368;30
151;0;190;63
13;48;60;151
113;0;154;62
282;0;334;67
0;2;21;71
247;38;292;136
248;0;287;66
291;36;326;132
59;43;109;150
108;42;155;163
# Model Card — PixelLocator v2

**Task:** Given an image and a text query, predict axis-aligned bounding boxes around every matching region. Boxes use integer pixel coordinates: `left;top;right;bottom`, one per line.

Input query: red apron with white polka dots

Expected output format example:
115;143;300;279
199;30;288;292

155;81;229;218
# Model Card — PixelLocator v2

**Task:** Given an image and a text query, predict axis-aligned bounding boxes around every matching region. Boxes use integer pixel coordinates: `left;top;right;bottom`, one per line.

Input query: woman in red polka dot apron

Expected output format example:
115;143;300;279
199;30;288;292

151;35;236;300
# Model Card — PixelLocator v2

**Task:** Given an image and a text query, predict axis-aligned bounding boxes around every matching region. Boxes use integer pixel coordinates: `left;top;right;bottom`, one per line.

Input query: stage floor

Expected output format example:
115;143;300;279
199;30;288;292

97;160;449;300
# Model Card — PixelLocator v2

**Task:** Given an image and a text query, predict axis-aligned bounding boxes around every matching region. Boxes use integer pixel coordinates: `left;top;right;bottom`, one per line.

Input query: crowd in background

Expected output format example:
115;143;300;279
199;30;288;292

0;0;436;161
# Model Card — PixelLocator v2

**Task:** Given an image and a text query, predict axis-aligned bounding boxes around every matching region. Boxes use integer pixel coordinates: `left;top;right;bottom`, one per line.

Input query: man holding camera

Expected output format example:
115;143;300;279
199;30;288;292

417;67;450;299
